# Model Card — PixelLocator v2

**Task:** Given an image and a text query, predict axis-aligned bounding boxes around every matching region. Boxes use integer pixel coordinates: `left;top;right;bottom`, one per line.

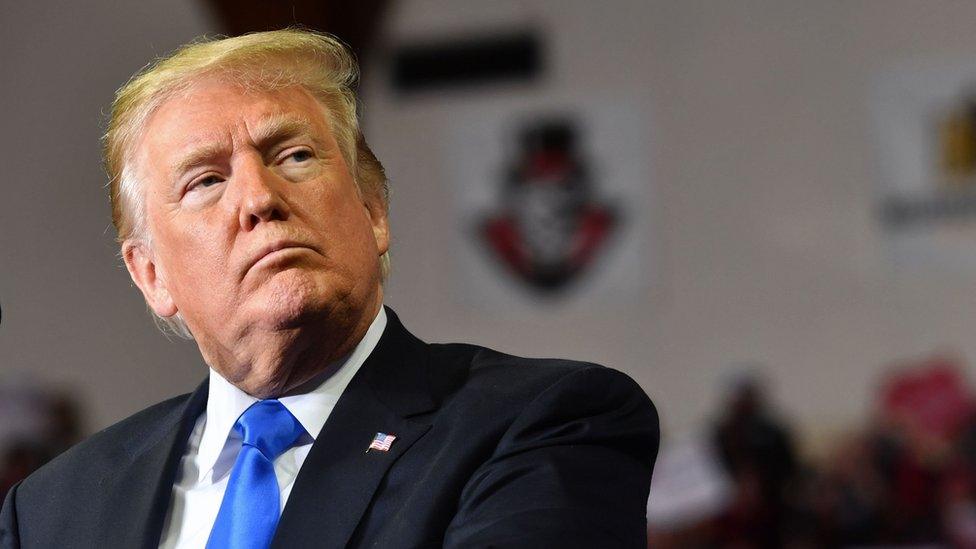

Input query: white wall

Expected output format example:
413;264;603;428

5;1;976;454
0;1;215;431
366;0;976;452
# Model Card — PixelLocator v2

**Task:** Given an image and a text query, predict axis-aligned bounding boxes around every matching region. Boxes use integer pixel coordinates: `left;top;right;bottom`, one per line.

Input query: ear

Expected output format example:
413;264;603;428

121;239;178;318
363;194;390;256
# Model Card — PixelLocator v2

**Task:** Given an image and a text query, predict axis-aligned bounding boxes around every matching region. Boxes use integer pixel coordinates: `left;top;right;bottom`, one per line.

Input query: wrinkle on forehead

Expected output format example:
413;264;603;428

140;83;334;181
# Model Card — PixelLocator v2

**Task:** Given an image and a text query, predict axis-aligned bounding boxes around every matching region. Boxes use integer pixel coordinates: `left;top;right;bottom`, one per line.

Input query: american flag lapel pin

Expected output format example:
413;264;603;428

366;432;397;453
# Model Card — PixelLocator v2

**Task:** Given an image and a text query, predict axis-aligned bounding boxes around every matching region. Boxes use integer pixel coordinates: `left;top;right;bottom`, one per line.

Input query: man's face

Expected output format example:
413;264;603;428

123;78;388;394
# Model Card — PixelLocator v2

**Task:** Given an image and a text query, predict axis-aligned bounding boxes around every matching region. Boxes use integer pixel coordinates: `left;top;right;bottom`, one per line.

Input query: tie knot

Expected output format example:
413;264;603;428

234;399;306;460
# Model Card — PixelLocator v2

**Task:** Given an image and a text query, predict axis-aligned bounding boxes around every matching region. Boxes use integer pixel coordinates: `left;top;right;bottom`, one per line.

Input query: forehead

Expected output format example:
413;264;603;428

134;78;333;163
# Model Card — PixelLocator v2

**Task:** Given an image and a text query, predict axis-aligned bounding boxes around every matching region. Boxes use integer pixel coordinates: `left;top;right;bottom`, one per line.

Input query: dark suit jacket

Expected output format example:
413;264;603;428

0;308;659;548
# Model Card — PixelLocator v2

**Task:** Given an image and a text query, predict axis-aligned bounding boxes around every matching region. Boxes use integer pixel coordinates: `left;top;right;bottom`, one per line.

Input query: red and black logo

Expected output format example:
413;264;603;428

480;119;619;292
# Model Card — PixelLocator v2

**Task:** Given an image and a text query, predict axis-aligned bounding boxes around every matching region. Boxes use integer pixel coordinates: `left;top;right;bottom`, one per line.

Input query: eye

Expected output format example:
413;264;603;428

187;174;223;193
283;149;314;164
274;147;320;182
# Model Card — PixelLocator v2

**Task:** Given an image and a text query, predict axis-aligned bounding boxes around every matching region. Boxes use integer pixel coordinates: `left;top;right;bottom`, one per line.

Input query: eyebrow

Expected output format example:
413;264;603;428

171;140;230;179
170;115;327;178
251;114;320;151
251;114;334;166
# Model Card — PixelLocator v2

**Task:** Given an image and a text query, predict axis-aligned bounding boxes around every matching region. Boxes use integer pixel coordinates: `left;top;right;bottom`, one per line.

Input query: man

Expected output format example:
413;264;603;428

0;29;658;548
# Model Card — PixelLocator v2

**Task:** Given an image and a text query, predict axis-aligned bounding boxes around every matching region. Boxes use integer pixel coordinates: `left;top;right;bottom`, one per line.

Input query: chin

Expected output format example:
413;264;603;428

256;269;343;329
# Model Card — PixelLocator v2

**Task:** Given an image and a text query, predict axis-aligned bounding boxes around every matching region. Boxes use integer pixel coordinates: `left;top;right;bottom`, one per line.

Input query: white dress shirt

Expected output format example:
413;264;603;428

158;308;387;549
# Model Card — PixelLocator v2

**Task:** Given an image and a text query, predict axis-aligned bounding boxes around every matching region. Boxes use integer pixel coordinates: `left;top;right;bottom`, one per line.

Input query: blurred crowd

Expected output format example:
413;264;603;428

649;355;976;548
0;381;82;503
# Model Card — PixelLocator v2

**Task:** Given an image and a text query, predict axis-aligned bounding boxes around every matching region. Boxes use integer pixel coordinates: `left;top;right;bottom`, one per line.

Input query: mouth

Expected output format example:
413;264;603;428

245;240;317;276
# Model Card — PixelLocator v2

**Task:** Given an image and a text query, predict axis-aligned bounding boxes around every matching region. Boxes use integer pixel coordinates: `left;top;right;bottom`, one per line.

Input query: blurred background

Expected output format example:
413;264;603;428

8;0;976;546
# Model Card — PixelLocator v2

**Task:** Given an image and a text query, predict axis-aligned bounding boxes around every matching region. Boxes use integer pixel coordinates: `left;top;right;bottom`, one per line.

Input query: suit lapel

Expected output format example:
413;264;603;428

272;308;436;549
96;380;208;549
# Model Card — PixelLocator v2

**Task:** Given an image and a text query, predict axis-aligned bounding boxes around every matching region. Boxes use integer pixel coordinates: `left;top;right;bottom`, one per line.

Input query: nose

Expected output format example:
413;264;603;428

236;161;290;231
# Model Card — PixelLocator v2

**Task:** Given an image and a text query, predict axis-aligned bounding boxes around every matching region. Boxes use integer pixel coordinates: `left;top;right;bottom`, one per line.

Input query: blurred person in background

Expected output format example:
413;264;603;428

712;370;799;548
0;29;658;549
0;392;82;502
652;356;976;547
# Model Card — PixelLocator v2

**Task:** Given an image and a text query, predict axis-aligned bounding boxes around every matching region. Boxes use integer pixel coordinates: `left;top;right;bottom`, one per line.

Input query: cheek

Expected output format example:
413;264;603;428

307;186;375;245
153;216;233;292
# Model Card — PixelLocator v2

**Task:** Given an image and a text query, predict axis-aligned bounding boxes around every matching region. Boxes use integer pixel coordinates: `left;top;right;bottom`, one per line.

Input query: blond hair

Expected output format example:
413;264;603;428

104;29;390;338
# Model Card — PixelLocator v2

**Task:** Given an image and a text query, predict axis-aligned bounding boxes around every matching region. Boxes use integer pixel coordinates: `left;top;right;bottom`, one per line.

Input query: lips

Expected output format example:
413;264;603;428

244;240;316;276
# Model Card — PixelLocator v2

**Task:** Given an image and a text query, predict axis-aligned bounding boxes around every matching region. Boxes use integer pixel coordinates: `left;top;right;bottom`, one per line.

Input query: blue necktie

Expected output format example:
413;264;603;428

206;399;306;549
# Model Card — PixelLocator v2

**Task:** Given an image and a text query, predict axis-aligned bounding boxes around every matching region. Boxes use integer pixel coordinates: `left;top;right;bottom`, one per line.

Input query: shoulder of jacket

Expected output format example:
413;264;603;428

425;341;619;405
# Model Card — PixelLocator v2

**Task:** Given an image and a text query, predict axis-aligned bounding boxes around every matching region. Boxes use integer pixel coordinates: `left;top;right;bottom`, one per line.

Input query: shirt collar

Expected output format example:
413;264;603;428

196;307;388;479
